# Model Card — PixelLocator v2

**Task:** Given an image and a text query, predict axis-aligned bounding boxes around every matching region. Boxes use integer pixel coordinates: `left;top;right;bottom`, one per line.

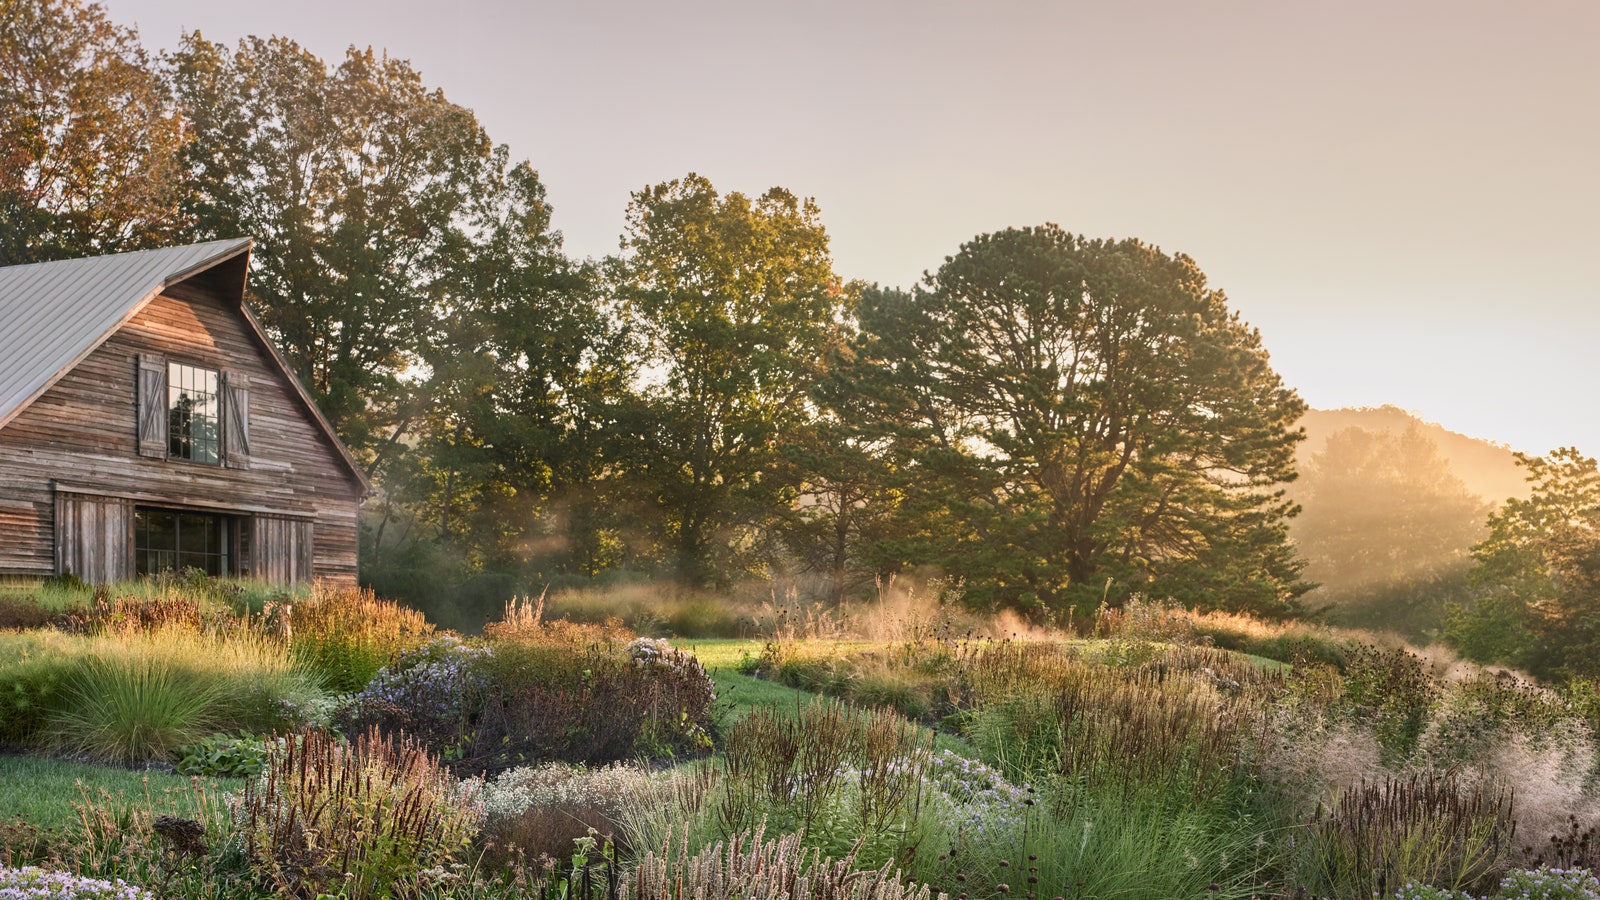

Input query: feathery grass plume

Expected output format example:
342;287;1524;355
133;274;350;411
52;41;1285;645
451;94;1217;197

240;727;481;899
627;825;945;900
1300;770;1514;899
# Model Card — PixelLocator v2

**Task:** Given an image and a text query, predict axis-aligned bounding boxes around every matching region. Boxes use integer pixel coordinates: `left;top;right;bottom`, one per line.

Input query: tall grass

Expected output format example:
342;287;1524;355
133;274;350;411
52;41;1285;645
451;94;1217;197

52;654;224;764
288;584;434;692
628;826;943;900
241;727;482;900
0;628;327;763
1298;772;1515;899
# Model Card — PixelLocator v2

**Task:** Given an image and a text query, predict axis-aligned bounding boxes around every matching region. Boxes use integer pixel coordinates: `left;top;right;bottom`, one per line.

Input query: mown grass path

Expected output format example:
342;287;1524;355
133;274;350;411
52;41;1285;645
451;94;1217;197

0;753;239;831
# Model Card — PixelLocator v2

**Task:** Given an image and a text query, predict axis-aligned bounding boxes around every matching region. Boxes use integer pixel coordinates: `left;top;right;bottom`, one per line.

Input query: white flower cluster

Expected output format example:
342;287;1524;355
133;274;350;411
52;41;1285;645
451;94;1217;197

482;761;659;822
627;637;670;663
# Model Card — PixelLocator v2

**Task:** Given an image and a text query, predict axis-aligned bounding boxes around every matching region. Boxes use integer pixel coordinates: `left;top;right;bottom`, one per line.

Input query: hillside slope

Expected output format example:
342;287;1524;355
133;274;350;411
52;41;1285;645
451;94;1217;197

1297;406;1528;504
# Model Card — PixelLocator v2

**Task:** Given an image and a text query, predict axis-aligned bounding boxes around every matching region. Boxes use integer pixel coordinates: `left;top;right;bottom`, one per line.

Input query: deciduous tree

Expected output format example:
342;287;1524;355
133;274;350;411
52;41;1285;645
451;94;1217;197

0;0;186;264
169;34;526;457
1452;447;1600;678
612;174;854;586
852;225;1307;617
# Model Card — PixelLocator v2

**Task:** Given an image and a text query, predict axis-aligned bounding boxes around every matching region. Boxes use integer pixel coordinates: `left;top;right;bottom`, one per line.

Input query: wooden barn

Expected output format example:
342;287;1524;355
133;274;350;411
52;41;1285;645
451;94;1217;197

0;239;368;585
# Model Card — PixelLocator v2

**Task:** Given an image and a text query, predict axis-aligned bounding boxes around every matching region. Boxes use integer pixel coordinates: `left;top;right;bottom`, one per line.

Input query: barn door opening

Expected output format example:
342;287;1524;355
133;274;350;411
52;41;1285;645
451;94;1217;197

133;507;242;577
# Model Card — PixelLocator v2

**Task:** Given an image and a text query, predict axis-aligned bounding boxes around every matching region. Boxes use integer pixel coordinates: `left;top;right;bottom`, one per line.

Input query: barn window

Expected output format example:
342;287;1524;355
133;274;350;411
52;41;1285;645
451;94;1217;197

138;355;250;468
134;507;238;576
168;363;221;464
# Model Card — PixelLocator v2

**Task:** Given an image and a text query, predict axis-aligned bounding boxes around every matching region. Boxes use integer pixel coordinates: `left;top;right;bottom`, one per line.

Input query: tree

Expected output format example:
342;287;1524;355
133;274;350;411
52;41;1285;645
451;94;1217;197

612;174;855;586
1451;447;1600;679
0;0;186;264
1290;424;1488;636
169;34;531;458
851;225;1307;617
170;35;623;607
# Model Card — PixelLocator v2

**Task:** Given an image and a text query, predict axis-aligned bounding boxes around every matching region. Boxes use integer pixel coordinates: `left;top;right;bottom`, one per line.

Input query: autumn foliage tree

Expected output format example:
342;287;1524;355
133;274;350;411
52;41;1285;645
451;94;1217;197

0;0;186;264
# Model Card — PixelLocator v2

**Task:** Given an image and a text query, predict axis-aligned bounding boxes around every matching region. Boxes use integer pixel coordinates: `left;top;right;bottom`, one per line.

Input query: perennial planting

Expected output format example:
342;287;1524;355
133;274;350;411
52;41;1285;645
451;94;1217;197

3;583;1600;899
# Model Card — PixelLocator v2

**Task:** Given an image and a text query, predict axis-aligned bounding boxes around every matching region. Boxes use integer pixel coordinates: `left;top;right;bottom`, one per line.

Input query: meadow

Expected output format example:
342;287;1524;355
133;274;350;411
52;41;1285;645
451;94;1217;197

1;575;1598;900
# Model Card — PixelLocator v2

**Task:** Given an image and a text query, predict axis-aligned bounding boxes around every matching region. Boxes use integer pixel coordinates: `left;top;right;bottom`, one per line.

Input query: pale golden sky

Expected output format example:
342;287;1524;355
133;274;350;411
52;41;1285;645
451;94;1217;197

112;0;1600;457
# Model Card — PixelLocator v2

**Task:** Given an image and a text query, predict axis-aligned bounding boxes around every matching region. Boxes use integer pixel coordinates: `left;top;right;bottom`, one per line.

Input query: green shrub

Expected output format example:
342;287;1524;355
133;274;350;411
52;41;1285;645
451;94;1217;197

342;635;491;760
0;633;74;747
463;617;716;773
240;728;481;899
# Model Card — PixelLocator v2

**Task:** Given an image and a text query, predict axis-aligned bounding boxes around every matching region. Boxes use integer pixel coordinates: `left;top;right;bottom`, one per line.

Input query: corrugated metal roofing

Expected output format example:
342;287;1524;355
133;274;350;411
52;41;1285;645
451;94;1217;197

0;238;252;428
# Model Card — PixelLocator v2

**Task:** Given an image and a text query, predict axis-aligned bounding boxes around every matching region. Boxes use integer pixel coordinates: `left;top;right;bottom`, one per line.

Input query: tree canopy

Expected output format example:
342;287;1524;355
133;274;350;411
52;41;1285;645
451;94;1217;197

844;226;1308;617
612;174;856;586
4;1;1333;622
0;0;185;264
1450;448;1600;679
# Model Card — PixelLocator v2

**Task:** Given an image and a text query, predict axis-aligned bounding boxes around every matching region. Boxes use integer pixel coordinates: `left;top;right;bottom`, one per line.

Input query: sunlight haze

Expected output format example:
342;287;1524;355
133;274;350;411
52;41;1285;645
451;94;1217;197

107;0;1600;457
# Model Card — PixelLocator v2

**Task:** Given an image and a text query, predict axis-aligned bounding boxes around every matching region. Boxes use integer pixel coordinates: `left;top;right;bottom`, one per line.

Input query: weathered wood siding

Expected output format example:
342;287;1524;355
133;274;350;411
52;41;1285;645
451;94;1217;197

54;493;133;584
0;274;362;583
253;515;315;584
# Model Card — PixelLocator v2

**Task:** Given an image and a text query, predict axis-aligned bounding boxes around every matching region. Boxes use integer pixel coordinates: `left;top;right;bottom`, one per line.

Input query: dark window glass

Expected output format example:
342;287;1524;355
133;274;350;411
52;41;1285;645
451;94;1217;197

135;508;231;576
168;363;220;464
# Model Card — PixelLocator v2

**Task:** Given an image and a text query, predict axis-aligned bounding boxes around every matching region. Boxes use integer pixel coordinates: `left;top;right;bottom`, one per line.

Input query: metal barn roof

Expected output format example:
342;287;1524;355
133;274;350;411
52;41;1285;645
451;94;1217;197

0;239;369;493
0;238;253;428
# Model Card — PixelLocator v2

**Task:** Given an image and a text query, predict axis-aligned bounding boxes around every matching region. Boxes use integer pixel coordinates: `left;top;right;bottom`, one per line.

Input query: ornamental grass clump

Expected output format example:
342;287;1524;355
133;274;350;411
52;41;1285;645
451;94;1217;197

51;653;222;765
718;699;931;865
287;585;435;693
627;826;945;900
239;727;481;899
39;629;324;763
1300;771;1515;899
963;645;1264;805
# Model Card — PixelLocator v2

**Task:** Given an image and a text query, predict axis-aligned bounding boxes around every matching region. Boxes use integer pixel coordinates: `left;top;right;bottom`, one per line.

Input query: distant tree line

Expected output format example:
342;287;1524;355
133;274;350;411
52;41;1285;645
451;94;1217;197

2;0;1378;623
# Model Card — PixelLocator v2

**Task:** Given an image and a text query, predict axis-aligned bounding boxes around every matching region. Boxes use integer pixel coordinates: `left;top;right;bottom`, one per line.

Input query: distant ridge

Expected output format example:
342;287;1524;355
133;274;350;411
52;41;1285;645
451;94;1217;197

1297;406;1529;504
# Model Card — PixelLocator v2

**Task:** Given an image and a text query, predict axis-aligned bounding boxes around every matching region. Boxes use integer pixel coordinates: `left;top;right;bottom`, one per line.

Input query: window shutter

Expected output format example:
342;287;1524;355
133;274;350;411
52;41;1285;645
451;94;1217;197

136;354;167;458
222;370;250;469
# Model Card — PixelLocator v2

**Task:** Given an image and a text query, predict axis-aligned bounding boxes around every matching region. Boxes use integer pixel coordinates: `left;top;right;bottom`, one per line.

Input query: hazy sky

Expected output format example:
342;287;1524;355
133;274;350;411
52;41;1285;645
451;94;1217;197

108;0;1600;457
